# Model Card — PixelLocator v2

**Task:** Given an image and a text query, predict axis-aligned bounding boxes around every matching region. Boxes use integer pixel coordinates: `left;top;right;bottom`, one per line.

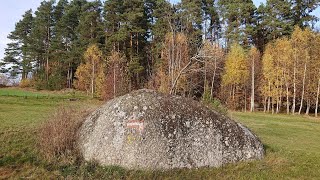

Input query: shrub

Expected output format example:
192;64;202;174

202;94;228;115
209;98;228;115
38;107;91;163
19;79;32;88
0;74;9;87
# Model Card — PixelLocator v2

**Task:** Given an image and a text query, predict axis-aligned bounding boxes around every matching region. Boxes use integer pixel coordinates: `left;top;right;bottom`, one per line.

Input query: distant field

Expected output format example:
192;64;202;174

1;88;320;179
0;87;88;99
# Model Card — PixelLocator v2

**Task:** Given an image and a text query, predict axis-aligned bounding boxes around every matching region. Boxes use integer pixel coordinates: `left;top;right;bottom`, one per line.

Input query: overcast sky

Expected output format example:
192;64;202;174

0;0;319;60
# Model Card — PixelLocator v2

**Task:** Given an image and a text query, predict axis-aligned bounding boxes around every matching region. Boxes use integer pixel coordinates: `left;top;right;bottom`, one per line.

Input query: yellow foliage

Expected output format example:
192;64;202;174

19;79;32;88
74;44;105;97
222;43;249;86
154;32;190;95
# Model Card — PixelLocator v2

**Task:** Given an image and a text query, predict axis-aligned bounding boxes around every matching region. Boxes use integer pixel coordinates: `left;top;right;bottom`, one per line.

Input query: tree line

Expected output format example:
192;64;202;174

1;0;319;114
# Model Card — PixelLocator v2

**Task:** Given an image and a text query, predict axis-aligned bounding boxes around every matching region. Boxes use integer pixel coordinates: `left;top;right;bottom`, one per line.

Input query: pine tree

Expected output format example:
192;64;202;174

48;0;69;90
202;0;220;44
104;0;125;52
291;0;319;28
260;0;293;43
146;0;173;69
219;0;256;47
60;0;88;88
77;0;104;51
122;0;148;89
30;0;55;88
1;10;33;79
179;0;203;53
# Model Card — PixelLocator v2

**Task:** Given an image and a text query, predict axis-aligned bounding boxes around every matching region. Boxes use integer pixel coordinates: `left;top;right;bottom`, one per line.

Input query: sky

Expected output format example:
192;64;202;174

0;0;319;60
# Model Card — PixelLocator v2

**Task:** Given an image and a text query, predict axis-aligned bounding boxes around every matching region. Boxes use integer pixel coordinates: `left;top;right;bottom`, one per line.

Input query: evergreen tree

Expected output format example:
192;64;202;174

61;0;88;88
123;0;148;89
291;0;320;28
219;0;256;47
179;0;203;53
1;10;33;79
103;0;125;52
30;0;55;88
259;0;293;44
146;0;173;75
77;0;104;51
49;0;69;89
202;0;221;44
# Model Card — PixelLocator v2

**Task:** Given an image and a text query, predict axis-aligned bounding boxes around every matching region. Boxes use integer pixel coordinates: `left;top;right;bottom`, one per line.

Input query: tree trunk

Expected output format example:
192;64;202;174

316;78;320;117
272;98;274;114
204;62;207;95
244;87;247;112
91;59;95;98
276;98;279;114
299;62;307;114
250;55;255;112
292;51;297;114
286;83;290;114
264;97;267;113
305;99;310;115
136;32;139;54
211;56;217;98
267;97;271;113
46;56;49;83
67;67;70;88
267;82;271;113
113;63;116;98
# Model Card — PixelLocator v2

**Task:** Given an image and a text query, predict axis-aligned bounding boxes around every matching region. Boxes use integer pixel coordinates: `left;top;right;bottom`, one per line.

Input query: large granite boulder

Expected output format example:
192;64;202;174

78;89;264;169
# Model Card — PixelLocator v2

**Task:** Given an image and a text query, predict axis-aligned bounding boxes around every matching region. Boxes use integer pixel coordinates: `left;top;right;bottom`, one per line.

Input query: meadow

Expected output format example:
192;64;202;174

1;88;320;179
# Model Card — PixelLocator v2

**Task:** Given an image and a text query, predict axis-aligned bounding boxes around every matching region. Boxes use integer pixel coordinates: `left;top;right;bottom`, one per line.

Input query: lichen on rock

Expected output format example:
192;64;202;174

78;89;264;169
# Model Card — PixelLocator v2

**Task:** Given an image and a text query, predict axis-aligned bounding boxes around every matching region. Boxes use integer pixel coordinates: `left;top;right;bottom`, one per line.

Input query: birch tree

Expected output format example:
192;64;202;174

222;43;249;110
248;46;260;112
74;44;103;98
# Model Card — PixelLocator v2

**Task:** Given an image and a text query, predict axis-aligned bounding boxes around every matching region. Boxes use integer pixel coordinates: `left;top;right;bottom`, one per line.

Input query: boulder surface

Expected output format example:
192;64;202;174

78;89;264;169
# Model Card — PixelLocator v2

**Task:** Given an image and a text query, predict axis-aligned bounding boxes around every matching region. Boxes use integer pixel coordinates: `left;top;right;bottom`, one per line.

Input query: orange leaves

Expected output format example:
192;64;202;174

74;44;104;97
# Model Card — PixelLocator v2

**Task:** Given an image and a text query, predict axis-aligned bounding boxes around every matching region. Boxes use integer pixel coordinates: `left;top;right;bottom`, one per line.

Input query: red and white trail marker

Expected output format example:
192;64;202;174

126;119;144;134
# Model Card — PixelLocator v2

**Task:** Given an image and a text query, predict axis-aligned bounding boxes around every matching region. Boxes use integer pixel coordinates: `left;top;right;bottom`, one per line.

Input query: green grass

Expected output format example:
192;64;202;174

1;88;320;179
0;87;87;99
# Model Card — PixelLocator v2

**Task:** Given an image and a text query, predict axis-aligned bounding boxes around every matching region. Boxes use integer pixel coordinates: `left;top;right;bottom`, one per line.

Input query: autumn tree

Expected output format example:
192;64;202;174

290;27;313;114
101;51;129;100
74;44;104;98
261;38;293;114
221;43;249;110
309;33;320;116
151;32;190;96
199;41;225;99
260;43;274;112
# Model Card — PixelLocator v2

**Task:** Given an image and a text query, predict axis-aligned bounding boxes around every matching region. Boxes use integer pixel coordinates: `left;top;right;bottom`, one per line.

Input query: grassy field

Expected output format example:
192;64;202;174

1;88;320;179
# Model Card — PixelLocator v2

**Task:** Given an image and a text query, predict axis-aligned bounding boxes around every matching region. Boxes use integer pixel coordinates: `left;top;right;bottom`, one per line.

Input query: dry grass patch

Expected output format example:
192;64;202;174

37;106;92;163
